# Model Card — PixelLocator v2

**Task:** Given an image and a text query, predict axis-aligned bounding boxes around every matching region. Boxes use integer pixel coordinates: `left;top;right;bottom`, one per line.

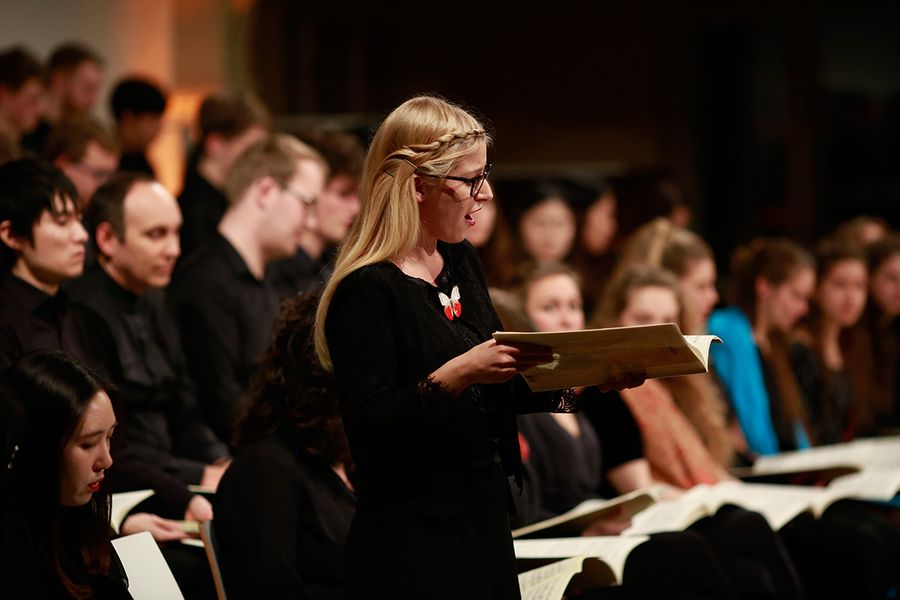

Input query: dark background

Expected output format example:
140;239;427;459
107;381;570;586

248;2;900;268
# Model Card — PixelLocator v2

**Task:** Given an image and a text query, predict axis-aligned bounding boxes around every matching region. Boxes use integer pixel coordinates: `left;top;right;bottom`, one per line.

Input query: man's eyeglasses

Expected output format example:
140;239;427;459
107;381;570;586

414;163;492;198
283;186;317;207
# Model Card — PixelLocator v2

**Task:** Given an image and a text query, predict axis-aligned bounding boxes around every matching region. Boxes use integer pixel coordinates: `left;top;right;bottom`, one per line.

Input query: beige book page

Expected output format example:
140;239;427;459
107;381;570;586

623;483;717;535
518;556;591;600
110;489;154;534
494;324;721;392
752;437;900;474
514;536;650;585
512;488;658;538
823;468;900;503
709;482;823;530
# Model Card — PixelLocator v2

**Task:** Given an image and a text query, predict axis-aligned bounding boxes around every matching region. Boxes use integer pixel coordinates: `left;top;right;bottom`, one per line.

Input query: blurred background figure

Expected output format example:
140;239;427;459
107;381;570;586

110;76;167;177
179;92;270;259
268;128;364;297
45;115;119;205
0;46;44;157
22;42;104;155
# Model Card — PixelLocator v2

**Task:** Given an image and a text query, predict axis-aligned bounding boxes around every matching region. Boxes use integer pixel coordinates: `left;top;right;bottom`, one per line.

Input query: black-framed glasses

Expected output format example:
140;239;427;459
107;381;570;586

415;162;493;198
283;186;317;207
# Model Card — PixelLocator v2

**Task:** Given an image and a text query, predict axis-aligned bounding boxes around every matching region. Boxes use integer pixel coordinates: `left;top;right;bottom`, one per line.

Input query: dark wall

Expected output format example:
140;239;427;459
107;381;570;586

249;2;900;265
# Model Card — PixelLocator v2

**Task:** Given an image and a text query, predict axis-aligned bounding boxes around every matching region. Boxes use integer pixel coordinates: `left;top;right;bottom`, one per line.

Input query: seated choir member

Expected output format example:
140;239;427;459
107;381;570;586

45;115;120;207
790;239;870;444
170;133;327;442
703;240;900;599
1;350;128;599
0;46;44;156
708;238;816;456
511;182;578;267
214;293;354;600
21;42;105;156
178;92;269;259
0;159;99;371
267;129;364;297
605;218;742;465
515;262;804;600
861;233;900;432
68;172;230;515
109;77;167;178
570;177;619;315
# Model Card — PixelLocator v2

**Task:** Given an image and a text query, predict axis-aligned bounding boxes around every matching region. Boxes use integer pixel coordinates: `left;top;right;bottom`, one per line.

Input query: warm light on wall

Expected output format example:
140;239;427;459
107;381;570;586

147;88;212;196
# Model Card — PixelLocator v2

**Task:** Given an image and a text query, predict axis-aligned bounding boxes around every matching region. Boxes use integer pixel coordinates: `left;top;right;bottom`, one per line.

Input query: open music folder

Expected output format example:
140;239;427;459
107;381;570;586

494;323;722;392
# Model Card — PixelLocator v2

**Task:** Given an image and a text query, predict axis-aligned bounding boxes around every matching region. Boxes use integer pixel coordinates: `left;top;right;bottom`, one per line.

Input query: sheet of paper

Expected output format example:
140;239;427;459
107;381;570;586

112;531;185;600
494;324;721;392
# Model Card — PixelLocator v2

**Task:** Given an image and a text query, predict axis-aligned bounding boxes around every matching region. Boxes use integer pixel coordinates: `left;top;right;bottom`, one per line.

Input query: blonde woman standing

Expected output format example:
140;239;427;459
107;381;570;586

315;96;585;599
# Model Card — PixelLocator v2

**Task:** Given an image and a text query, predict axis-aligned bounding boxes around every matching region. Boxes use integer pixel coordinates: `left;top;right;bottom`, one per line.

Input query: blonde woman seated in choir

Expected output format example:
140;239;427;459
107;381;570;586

600;217;740;465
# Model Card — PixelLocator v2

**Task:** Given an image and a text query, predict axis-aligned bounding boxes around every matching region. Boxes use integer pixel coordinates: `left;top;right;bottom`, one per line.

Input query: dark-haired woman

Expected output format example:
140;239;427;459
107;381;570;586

213;293;355;600
1;350;130;599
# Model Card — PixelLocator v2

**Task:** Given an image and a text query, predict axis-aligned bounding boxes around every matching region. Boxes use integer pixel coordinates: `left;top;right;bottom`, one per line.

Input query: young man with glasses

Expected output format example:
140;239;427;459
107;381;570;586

170;134;326;442
268;129;365;298
46;115;119;206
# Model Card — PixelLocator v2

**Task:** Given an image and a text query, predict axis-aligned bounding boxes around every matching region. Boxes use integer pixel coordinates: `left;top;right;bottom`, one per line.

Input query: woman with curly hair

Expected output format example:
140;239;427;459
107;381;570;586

213;293;354;600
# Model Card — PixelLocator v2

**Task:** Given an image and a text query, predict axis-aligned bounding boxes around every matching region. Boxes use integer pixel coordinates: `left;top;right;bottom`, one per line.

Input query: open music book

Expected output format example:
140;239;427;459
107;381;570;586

626;473;900;535
751;436;900;473
494;323;721;392
516;536;650;598
512;488;660;539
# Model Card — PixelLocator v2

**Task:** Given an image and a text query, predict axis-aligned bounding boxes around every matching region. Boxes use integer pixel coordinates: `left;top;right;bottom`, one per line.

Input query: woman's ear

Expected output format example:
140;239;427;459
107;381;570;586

0;220;23;251
754;276;772;301
413;174;427;204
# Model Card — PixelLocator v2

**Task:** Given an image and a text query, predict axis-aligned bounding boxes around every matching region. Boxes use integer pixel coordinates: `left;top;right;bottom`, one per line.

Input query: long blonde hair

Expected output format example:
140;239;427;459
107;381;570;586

314;95;490;368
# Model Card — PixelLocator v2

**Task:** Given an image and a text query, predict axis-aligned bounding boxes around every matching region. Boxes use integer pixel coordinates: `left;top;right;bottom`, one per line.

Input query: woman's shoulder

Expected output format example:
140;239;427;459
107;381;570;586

226;435;300;479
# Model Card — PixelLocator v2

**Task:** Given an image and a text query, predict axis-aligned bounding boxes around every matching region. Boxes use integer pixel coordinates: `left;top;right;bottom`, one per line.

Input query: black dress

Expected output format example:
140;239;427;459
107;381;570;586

325;240;571;600
214;433;355;600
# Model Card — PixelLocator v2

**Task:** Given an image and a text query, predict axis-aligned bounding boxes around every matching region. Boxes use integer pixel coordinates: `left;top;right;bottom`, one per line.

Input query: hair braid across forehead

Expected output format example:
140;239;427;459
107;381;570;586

405;128;486;154
381;128;487;173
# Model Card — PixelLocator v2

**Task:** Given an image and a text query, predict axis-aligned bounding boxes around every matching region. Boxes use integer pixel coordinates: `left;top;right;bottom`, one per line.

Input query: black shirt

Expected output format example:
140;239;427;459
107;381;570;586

0;274;103;373
118;151;155;178
215;433;355;600
169;233;281;442
517;412;602;518
324;240;574;599
69;265;229;483
267;246;335;300
19;119;50;156
177;166;228;260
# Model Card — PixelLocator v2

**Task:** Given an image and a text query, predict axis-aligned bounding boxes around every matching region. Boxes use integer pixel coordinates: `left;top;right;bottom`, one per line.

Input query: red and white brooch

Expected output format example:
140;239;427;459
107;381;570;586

438;285;462;321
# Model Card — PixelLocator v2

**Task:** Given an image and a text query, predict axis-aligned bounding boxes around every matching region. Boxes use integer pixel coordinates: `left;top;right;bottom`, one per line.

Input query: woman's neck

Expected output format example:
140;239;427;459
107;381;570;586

752;309;771;354
394;233;443;285
819;317;843;370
